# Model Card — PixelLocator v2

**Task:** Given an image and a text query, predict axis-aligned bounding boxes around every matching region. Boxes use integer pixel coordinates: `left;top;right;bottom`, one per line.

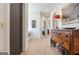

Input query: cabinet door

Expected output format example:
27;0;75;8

10;3;23;55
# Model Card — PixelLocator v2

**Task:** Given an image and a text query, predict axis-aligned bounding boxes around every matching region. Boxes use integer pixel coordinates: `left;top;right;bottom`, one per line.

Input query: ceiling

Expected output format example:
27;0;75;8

28;3;67;18
28;3;65;12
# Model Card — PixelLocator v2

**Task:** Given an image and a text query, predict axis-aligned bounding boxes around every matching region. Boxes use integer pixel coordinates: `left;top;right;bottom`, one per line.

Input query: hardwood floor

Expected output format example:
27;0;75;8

21;35;61;55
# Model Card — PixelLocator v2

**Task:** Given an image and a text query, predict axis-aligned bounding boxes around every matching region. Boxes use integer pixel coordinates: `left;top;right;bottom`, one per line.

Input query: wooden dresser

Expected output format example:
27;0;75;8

52;29;79;54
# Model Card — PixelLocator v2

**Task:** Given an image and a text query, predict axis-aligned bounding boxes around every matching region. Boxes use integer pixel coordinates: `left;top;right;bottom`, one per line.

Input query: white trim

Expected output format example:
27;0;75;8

22;3;29;51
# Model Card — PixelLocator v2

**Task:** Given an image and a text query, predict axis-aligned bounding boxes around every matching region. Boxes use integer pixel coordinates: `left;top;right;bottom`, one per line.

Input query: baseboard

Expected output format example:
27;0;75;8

0;52;8;55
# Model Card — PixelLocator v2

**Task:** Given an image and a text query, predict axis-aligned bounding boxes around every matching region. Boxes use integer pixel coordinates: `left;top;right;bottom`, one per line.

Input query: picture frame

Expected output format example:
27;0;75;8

32;20;36;28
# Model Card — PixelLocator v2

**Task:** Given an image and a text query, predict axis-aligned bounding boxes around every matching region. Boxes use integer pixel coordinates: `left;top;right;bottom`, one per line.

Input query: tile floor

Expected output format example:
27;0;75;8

21;35;62;55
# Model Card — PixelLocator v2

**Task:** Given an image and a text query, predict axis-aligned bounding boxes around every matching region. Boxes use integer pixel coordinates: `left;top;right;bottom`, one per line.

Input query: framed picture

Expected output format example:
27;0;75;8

62;3;79;25
32;20;36;28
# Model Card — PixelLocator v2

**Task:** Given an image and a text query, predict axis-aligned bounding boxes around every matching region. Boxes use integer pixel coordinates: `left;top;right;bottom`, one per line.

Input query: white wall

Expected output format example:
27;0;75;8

28;11;41;39
0;3;10;54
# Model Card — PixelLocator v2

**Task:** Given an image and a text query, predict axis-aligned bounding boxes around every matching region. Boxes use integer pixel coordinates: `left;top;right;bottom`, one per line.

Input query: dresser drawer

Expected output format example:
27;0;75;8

53;36;70;50
61;31;71;42
53;36;60;42
61;40;70;51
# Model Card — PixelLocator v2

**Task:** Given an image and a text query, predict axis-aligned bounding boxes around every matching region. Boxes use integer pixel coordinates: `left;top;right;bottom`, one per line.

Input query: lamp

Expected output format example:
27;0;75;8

53;15;60;19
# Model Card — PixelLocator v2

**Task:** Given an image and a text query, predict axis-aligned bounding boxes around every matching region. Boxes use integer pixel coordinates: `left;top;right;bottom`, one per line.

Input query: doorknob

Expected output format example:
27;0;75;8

0;21;4;28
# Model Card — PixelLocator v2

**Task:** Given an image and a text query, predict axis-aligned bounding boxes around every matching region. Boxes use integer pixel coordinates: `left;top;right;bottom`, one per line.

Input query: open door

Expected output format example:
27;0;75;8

10;3;23;55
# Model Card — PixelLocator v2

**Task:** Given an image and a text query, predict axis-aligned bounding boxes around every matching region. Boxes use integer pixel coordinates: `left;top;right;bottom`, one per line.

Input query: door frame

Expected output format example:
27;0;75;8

22;3;28;51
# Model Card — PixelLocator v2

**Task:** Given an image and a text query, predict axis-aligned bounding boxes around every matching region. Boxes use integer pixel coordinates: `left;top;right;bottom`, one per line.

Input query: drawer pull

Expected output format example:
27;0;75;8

62;42;64;44
65;35;68;37
59;33;61;35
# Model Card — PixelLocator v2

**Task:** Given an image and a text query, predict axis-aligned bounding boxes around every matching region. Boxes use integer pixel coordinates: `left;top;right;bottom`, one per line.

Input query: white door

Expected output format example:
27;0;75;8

0;4;5;52
0;4;9;54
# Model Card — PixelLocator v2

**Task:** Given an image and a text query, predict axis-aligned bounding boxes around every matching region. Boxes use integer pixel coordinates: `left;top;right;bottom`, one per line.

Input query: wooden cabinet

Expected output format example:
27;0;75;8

52;29;79;54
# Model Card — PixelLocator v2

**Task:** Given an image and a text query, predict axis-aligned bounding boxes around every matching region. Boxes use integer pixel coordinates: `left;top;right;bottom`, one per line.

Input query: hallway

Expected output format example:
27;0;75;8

21;35;61;55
